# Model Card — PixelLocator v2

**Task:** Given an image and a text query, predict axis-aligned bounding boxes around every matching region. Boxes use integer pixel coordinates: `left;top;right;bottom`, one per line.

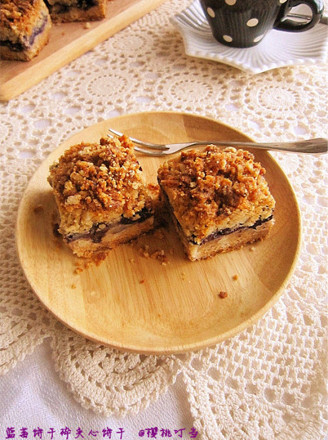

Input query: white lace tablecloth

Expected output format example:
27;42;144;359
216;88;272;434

1;1;327;439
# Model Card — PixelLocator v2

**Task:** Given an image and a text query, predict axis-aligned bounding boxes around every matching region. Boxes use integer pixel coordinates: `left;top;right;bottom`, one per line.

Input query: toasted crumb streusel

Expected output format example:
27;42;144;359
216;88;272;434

0;0;42;29
157;146;275;242
48;135;155;235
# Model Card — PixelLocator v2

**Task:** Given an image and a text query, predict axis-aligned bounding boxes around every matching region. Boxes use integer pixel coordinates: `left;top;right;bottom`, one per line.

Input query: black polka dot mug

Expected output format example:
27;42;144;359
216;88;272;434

200;0;324;48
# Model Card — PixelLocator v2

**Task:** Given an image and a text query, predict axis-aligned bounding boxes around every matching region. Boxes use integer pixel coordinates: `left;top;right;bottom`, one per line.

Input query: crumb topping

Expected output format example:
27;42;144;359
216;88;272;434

0;0;42;28
219;291;228;299
1;0;35;19
138;245;169;265
157;146;275;240
48;136;154;231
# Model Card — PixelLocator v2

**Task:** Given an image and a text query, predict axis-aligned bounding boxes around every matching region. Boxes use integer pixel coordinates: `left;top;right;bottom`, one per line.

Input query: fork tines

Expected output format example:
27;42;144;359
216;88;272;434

108;128;167;150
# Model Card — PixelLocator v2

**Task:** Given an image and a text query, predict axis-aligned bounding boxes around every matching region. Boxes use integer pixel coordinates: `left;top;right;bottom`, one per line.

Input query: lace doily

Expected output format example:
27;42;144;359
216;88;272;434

0;0;327;438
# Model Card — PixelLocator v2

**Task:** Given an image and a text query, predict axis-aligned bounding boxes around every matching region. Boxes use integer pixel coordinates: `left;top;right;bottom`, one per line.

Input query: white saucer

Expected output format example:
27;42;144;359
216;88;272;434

171;0;328;74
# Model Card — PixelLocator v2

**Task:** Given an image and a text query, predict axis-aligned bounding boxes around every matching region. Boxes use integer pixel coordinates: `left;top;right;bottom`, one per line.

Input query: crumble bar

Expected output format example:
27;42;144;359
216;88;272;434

48;135;157;258
157;146;275;261
44;0;107;23
0;0;52;61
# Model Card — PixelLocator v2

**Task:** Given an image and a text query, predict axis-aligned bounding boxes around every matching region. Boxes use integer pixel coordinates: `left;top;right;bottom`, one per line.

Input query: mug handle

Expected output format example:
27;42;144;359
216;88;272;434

274;0;324;31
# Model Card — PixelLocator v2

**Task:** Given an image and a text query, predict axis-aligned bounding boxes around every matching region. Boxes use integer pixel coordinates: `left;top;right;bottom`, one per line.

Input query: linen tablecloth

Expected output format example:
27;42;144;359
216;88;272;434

0;0;327;438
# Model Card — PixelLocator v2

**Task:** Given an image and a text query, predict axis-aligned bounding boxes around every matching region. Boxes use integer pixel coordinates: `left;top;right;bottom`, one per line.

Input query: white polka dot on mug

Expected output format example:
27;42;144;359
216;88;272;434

200;0;324;48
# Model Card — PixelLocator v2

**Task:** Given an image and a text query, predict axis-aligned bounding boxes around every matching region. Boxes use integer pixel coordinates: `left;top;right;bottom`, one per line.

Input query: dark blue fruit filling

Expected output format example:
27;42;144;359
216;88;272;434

0;14;49;52
44;0;99;13
64;207;153;243
189;215;274;245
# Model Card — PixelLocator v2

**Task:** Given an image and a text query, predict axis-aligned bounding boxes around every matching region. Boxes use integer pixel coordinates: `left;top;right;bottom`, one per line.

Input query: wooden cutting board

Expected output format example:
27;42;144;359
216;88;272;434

0;0;167;101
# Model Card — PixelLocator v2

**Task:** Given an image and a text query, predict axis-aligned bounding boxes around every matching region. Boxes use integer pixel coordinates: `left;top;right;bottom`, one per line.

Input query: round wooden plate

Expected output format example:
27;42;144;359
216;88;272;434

16;112;301;354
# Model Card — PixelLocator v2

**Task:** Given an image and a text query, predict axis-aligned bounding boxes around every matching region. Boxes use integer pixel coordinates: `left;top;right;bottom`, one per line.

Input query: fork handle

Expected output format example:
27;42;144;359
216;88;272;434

186;138;327;154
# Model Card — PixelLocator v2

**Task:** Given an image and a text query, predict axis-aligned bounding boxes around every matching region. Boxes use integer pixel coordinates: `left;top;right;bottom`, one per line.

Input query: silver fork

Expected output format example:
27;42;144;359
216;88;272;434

108;128;327;156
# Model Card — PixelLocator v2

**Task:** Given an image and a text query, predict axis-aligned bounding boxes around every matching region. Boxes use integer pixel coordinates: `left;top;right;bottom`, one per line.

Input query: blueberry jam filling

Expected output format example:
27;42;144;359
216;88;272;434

65;223;110;244
189;215;274;245
120;207;153;225
77;0;98;9
45;0;99;13
0;14;48;52
63;207;153;243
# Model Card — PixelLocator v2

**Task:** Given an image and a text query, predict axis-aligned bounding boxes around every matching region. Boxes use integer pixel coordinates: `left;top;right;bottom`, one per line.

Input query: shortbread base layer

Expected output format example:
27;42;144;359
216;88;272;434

174;216;274;261
64;216;154;258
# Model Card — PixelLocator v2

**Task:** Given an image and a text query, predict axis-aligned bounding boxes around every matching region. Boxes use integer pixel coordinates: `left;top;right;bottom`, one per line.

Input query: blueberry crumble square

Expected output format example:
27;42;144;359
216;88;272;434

157;146;276;261
0;0;51;61
44;0;107;23
48;135;158;258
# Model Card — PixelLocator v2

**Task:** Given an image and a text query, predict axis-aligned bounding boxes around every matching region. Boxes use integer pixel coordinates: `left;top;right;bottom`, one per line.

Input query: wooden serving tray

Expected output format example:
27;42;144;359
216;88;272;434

16;112;301;354
0;0;166;101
